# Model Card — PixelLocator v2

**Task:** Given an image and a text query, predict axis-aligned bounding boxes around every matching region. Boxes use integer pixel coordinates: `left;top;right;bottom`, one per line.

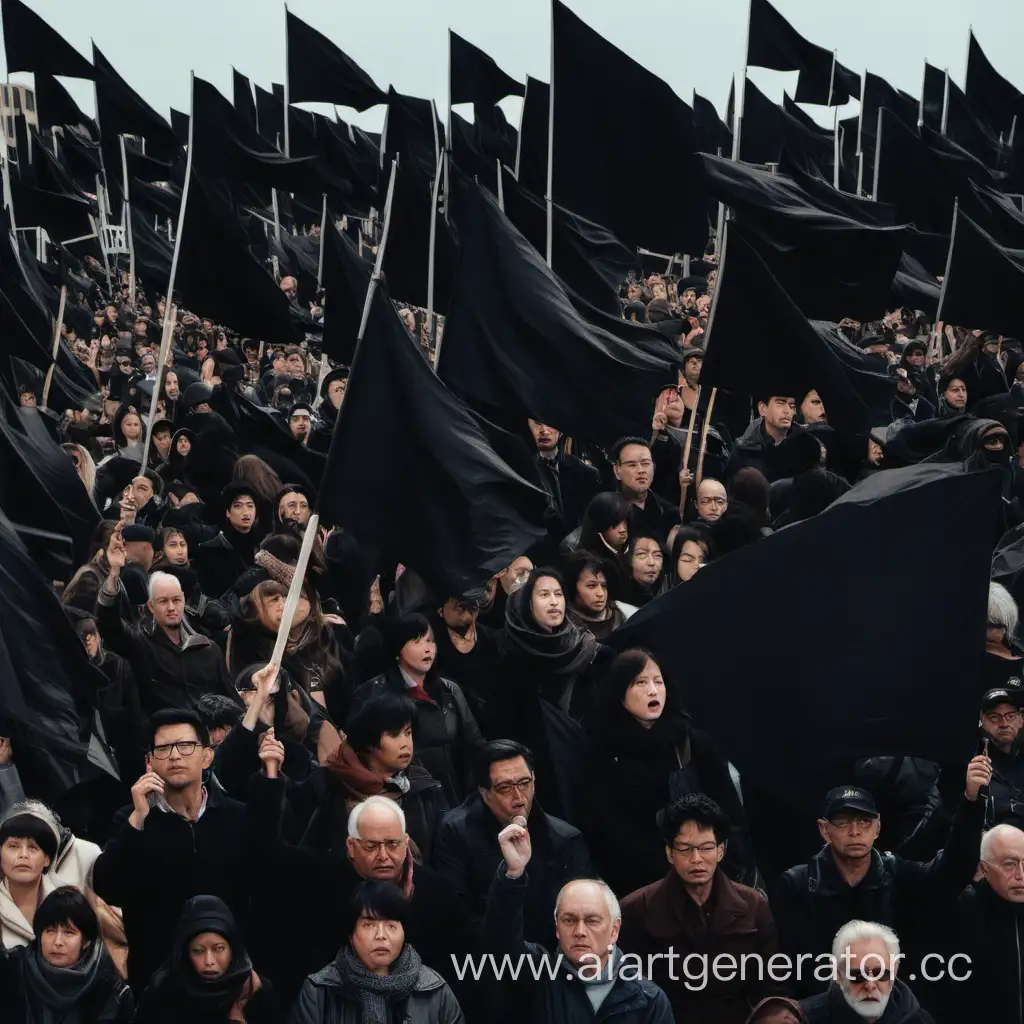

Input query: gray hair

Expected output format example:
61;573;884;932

348;796;406;838
148;571;183;602
832;920;900;966
989;581;1019;638
554;879;621;923
981;823;1024;862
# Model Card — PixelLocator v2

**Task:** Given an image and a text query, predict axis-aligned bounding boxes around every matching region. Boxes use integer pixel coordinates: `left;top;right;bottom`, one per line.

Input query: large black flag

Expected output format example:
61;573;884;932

693;92;733;155
320;219;373;365
890;252;940;318
921;63;945;132
286;9;385;110
232;68;258;128
319;282;547;596
857;72;919;184
33;72;96;134
747;0;859;105
739;78;833;171
449;31;524;106
129;203;173;293
551;0;708;254
383;88;443;175
439;178;676;445
701;223;896;432
938;208;1024;338
965;31;1023;142
966;180;1024;250
610;464;1001;812
944;76;1004;167
516;76;549;197
1;0;94;79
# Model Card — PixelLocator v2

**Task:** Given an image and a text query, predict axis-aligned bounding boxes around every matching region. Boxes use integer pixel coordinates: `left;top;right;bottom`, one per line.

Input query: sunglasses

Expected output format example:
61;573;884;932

847;968;892;984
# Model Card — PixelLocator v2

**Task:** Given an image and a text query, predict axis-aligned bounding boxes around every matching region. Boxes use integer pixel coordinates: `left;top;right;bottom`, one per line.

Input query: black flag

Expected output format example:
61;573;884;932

449;31;524;106
286;9;384;110
701;222;896;433
551;0;708;254
609;464;1001;813
232;68;258;128
439;178;676;445
516;76;549;197
965;31;1023;142
320;219;373;365
693;92;733;155
739;78;833;172
1;0;94;80
921;63;945;132
33;72;96;134
319;281;547;596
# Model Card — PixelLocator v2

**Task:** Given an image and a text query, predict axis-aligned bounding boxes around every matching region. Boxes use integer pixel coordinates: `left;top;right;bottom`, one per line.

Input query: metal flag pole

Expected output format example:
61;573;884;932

871;107;884;201
283;2;291;157
119;135;136;309
316;193;327;292
426;149;443;356
826;50;837;109
832;107;840;190
545;0;555;268
941;69;950;136
40;284;68;409
934;199;959;327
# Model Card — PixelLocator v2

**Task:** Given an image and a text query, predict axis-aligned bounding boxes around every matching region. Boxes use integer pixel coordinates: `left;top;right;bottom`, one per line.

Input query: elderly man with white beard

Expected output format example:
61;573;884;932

800;921;934;1023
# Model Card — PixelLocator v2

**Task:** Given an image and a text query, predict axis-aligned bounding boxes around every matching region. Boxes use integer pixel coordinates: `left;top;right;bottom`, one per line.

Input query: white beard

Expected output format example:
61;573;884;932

841;985;890;1020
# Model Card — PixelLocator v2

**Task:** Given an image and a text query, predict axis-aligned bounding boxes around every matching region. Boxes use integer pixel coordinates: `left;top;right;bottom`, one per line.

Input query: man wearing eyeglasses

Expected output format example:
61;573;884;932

610;436;680;544
774;759;990;997
619;793;780;1023
434;739;591;948
978;689;1024;829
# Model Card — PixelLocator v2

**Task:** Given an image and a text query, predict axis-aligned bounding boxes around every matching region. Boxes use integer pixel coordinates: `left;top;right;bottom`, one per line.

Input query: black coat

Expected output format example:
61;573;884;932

801;981;935;1023
726;418;806;483
535;450;601;547
92;780;276;992
134;974;281;1024
429;617;504;736
195;529;260;599
985;743;1024;829
94;647;146;780
773;798;984;996
483;865;674;1024
433;792;591;949
954;881;1024;1024
97;585;238;716
349;668;486;806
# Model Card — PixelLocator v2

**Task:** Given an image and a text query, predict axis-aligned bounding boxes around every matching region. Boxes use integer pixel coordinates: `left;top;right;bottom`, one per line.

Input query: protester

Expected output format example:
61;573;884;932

610;437;681;542
668;524;713;584
621;532;669;606
978;688;1024;828
695;476;729;523
727;396;802;482
562;553;634;640
981;580;1024;693
527;417;601;546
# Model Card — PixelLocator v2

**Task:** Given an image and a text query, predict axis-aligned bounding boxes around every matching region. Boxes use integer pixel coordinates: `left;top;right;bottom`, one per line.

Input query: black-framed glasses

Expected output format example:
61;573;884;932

492;777;534;797
847;967;892;984
151;740;200;759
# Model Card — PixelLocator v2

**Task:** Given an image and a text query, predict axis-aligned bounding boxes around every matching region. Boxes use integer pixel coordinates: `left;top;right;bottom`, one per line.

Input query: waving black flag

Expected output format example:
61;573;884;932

449;30;524;106
693;92;733;155
857;72;919;184
890;252;940;318
551;0;707;255
129;203;173;293
33;72;96;134
92;45;177;160
747;0;859;105
939;208;1024;338
516;76;549;197
2;0;93;79
9;180;95;241
921;63;945;132
174;173;295;342
320;219;372;365
739;78;833;171
966;32;1023;142
439;178;675;445
944;77;1003;166
702;223;896;432
286;9;384;110
232;68;257;128
319;281;547;596
254;84;284;146
383;88;443;175
610;464;1001;812
966;180;1024;249
130;179;180;220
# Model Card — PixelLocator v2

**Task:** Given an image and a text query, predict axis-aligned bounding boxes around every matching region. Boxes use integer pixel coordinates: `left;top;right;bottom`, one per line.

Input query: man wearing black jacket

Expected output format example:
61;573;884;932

726;395;803;483
195;482;266;599
610;436;680;543
774;758;991;997
528;418;600;549
979;688;1024;828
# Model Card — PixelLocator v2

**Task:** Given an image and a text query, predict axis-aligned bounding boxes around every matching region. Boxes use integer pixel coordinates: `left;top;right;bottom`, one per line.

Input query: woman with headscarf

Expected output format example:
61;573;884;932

348;614;485;807
562;553;635;640
158;427;196;485
292;881;462;1024
621;532;669;607
583;648;757;895
152;527;190;570
135;895;279;1024
1;886;134;1024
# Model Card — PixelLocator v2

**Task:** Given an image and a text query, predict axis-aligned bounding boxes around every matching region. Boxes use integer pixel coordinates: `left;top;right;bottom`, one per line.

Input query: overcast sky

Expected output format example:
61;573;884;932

3;0;1023;135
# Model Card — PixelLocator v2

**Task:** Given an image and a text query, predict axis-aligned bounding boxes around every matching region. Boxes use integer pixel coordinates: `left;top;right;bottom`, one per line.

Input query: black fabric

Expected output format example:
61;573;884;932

383;88;443;175
921;63;945;133
966;32;1024;142
130;203;173;293
317;279;547;597
890;252;941;319
174;173;296;343
739;78;833;173
516;76;549;197
92;45;178;161
33;71;96;133
747;0;859;106
701;154;907;322
939;209;1024;339
964;180;1024;250
232;69;257;129
702;223;896;434
253;84;284;147
320;219;372;365
857;71;920;187
499;166;637;317
609;464;1002;813
550;0;708;254
694;92;732;155
944;76;1004;168
1;0;94;80
286;9;385;110
449;31;524;106
8;179;96;242
439;178;676;445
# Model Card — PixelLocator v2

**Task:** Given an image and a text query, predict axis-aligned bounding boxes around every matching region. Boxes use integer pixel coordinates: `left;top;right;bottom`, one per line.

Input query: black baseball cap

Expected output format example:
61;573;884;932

821;786;878;820
981;688;1024;713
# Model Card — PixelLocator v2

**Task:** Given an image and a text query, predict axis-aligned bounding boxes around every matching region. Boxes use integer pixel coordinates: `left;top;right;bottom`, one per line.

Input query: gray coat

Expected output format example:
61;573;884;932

289;960;464;1024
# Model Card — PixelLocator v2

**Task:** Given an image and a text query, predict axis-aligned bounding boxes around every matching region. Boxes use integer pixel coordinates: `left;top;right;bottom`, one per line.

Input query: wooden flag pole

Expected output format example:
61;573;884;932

316;193;327;292
267;511;320;692
678;384;702;511
694;387;718;490
40;284;68;410
426;148;443;360
140;304;177;474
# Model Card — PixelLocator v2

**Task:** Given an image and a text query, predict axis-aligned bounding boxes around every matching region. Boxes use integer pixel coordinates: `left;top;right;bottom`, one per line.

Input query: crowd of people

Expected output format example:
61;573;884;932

5;229;1024;1024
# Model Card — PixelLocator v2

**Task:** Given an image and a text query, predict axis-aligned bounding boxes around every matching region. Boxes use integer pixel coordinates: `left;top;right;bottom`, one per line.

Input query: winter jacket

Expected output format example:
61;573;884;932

289;960;464;1024
483;865;674;1024
620;869;781;1024
97;583;239;715
433;793;591;949
726;419;807;483
349;668;486;806
801;980;935;1023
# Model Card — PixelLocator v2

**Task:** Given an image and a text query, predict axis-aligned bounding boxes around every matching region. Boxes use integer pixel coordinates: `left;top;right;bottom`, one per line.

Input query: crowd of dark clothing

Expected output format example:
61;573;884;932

5;249;1024;1024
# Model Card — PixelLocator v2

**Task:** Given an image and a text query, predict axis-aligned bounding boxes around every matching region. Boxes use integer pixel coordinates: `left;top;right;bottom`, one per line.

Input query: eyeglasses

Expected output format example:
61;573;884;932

355;838;405;854
827;816;877;831
848;967;892;984
492;777;534;797
984;711;1022;725
671;841;720;856
697;496;727;506
151;740;200;759
619;459;653;470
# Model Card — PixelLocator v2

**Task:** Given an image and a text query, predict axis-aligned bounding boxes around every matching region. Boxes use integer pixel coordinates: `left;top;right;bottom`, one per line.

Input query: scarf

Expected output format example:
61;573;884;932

504;584;598;675
334;942;422;1024
20;937;107;1024
567;603;625;641
324;742;410;799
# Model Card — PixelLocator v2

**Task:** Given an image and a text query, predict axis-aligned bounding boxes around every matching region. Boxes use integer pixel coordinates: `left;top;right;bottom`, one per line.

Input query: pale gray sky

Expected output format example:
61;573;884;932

3;0;1023;135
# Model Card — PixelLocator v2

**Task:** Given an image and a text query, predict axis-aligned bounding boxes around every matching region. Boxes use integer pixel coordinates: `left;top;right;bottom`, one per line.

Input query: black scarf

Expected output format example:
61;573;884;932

504;583;598;675
333;942;421;1024
19;937;108;1024
591;702;691;758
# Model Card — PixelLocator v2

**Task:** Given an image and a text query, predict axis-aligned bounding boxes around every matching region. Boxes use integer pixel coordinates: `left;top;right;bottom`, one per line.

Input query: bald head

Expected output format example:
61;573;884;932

554;879;621;971
981;824;1024;903
346;797;409;882
696;478;727;522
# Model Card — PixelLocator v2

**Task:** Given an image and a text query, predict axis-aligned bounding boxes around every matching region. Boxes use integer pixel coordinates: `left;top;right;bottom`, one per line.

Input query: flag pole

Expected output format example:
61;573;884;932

934;199;959;326
832;107;840;190
826;50;837;109
871;107;883;201
140;304;176;474
283;2;291;157
426;148;443;359
733;0;752;162
514;77;527;180
545;0;555;268
940;69;950;135
316;193;327;292
357;158;398;344
855;70;866;197
40;283;68;410
496;159;505;212
118;135;136;309
267;509;320;688
694;387;718;490
679;385;702;511
918;62;927;128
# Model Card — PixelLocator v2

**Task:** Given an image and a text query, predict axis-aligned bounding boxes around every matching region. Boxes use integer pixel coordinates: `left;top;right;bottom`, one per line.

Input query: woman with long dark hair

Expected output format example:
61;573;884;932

621;532;669;607
667;525;713;586
562;553;635;640
583;648;757;895
563;492;631;568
